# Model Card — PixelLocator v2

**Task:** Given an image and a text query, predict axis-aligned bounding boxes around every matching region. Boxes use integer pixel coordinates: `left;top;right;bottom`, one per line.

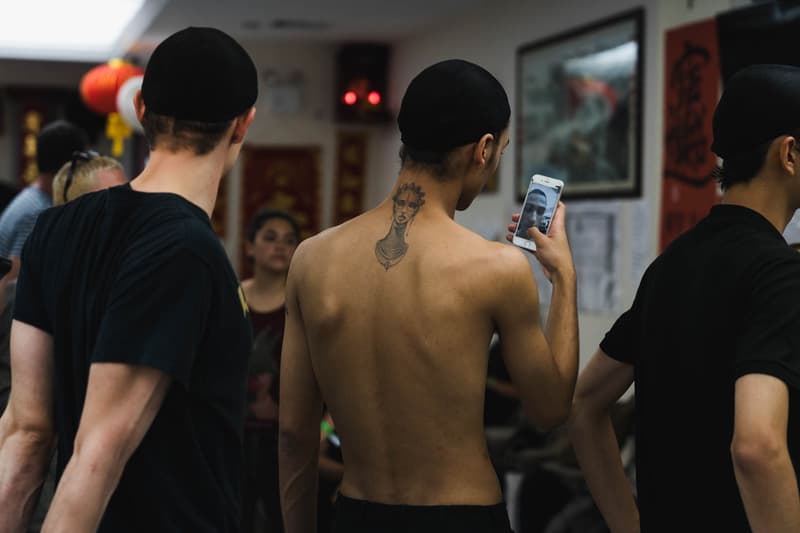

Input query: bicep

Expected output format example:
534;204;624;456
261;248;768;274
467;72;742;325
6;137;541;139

6;320;54;432
279;257;322;433
492;254;562;419
733;373;788;446
76;362;171;459
573;349;634;411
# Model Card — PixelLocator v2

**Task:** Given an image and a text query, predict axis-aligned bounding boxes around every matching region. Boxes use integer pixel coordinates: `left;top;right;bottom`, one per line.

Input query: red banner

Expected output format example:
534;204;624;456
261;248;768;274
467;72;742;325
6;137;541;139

239;146;321;278
333;132;367;225
660;18;721;252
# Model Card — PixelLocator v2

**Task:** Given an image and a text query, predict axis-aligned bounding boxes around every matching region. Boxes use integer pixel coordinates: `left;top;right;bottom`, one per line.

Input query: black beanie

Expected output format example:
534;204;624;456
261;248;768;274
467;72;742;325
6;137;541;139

712;64;800;159
398;59;510;152
142;27;258;122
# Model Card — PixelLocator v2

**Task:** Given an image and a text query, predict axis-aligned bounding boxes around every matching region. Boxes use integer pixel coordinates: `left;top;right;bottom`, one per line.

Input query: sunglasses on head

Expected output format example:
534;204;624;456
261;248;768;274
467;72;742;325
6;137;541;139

63;150;99;203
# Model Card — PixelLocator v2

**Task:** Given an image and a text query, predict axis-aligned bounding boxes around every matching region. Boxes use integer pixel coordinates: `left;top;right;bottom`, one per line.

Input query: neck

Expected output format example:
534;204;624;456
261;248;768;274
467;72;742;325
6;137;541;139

129;147;229;217
721;176;796;232
251;267;288;292
387;167;464;219
32;174;53;196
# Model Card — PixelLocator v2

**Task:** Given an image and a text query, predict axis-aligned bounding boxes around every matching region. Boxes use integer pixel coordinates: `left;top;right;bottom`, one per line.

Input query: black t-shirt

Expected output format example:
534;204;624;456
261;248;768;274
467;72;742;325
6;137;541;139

14;184;252;532
601;205;800;533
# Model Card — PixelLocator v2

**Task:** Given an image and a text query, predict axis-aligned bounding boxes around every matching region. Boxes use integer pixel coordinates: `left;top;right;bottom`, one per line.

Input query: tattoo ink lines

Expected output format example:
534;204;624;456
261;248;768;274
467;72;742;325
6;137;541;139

375;182;425;271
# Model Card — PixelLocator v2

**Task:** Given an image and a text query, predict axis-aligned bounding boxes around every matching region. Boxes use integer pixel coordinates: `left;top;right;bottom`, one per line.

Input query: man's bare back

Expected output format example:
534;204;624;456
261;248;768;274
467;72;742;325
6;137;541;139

291;195;519;505
278;59;577;533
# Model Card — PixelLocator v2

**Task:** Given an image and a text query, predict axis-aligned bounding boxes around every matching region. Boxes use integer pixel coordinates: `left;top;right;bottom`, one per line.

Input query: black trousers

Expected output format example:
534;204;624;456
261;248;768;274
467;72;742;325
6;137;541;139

333;494;513;533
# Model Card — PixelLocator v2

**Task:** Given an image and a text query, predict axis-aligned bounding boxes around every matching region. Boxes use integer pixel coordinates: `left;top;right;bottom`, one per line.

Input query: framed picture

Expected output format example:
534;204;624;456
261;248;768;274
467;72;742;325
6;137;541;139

516;8;644;201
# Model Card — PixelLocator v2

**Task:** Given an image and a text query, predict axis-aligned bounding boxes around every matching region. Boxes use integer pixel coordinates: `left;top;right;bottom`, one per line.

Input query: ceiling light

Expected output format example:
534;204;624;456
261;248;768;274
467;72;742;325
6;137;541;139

0;0;157;62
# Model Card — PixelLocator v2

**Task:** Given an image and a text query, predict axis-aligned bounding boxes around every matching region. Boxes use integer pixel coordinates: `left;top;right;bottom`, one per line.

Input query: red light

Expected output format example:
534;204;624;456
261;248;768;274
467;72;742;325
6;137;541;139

368;91;381;105
343;91;358;105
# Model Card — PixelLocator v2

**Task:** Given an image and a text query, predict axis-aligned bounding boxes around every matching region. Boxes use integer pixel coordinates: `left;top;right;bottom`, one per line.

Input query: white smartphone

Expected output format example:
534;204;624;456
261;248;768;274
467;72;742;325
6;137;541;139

512;174;564;252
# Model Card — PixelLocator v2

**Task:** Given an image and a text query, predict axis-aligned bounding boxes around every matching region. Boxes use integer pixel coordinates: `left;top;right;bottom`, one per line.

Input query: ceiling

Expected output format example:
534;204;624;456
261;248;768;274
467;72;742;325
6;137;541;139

135;0;491;51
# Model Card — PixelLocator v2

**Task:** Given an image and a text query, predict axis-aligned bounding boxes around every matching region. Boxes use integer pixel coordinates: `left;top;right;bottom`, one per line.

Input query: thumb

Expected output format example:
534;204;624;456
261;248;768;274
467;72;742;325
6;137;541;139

527;225;547;248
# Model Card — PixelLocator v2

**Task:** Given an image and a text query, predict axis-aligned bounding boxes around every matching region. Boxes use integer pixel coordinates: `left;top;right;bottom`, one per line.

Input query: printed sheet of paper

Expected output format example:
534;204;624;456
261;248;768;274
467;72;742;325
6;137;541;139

567;202;622;313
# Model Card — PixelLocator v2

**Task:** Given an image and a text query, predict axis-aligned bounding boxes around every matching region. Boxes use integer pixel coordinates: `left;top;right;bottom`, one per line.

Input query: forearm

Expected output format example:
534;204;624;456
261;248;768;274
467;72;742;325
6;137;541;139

41;441;127;533
0;426;55;533
569;407;639;533
545;270;579;393
280;429;320;533
734;450;800;532
319;454;344;482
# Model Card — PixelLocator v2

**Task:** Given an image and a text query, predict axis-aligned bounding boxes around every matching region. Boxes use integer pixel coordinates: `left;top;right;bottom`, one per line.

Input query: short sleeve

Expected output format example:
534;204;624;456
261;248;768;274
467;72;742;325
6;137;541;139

600;267;651;366
735;254;800;390
600;309;638;365
92;246;213;387
13;224;50;333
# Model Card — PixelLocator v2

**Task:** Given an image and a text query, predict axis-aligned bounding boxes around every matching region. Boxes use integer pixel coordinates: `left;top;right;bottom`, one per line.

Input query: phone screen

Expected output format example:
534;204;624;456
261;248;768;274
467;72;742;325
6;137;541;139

515;180;562;239
0;257;10;278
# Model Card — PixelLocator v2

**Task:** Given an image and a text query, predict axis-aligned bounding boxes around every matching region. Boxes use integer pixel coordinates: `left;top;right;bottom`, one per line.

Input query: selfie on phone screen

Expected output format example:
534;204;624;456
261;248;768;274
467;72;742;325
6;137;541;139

516;178;561;239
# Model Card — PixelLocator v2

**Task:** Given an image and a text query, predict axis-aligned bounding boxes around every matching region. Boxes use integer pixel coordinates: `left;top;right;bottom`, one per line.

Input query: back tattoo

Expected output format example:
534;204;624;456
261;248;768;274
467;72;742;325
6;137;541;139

375;182;425;271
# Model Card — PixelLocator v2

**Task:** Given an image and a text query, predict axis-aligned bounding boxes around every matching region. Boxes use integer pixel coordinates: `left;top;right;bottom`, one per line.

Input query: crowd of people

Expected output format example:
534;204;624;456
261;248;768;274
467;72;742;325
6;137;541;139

0;25;799;533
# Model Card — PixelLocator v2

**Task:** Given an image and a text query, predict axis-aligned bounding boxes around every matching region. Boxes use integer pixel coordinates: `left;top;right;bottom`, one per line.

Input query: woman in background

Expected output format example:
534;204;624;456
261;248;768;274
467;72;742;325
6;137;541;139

241;208;300;533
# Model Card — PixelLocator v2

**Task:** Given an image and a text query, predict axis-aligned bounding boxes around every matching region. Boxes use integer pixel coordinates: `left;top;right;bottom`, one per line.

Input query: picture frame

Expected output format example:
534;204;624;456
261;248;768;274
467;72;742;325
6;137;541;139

516;8;644;201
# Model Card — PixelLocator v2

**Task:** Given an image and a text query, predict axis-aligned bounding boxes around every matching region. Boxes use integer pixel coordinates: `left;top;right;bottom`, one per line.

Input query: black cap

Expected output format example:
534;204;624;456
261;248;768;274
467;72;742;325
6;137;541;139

142;27;258;122
398;59;510;152
712;64;800;159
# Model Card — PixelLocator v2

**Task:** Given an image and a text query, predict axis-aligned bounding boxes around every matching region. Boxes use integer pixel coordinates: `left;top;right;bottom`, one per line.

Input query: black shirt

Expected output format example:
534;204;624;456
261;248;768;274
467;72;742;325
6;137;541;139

14;184;252;532
602;204;800;533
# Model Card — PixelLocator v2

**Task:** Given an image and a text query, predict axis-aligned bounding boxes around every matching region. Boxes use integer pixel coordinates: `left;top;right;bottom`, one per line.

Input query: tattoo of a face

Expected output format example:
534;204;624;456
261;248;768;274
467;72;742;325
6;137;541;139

375;182;425;271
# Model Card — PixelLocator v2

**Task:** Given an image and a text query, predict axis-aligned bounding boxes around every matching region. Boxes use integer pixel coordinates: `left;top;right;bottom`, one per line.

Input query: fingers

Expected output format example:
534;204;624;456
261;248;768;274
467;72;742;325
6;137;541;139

511;213;520;222
549;201;567;234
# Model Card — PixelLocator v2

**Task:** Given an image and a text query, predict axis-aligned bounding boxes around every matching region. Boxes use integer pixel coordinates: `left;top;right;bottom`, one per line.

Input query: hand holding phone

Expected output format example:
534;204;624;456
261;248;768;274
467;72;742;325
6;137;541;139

512;174;564;252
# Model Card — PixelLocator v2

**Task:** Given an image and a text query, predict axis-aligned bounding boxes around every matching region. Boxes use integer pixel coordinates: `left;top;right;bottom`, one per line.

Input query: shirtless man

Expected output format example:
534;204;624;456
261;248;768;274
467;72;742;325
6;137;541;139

279;59;578;533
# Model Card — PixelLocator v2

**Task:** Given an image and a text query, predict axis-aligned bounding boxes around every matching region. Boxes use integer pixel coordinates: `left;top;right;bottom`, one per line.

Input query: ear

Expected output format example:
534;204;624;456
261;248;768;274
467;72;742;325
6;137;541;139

134;89;145;122
231;107;257;144
472;133;495;167
244;239;255;258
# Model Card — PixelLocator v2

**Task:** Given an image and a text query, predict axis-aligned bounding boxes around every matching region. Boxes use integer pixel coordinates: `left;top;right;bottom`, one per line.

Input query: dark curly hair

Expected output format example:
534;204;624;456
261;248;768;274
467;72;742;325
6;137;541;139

247;208;300;243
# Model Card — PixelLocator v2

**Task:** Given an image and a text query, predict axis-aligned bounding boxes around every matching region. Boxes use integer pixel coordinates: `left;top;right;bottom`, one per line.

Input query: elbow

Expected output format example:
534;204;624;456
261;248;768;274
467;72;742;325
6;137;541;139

731;433;785;478
72;429;134;478
278;418;317;457
565;393;605;439
1;413;56;455
525;397;572;432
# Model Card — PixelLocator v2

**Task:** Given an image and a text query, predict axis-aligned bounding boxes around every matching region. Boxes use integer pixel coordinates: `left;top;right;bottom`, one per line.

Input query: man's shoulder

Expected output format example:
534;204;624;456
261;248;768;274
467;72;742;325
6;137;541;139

0;187;49;229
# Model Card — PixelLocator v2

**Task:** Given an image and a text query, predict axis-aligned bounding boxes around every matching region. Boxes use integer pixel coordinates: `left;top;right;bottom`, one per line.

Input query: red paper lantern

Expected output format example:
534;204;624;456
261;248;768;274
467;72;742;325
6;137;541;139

80;59;144;115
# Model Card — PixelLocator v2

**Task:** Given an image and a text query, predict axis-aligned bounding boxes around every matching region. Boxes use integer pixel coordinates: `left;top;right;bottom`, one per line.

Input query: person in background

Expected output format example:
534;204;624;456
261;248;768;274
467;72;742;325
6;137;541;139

51;152;127;206
0;26;258;532
241;208;300;533
0;120;88;311
569;64;800;533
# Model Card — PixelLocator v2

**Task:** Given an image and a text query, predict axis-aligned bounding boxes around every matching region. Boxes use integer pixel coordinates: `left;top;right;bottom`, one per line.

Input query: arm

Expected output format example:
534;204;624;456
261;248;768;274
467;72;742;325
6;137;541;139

568;349;638;533
499;202;578;429
0;256;20;314
0;320;55;533
731;373;800;532
40;363;170;533
279;244;323;533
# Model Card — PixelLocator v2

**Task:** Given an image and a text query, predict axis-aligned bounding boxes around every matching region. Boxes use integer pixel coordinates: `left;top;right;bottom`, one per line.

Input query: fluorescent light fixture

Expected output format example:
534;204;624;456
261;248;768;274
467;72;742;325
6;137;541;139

0;0;164;62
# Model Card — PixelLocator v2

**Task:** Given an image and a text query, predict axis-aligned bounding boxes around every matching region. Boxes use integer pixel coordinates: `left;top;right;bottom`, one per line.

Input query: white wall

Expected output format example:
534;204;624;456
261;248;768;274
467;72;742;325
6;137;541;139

366;0;746;369
222;40;339;268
